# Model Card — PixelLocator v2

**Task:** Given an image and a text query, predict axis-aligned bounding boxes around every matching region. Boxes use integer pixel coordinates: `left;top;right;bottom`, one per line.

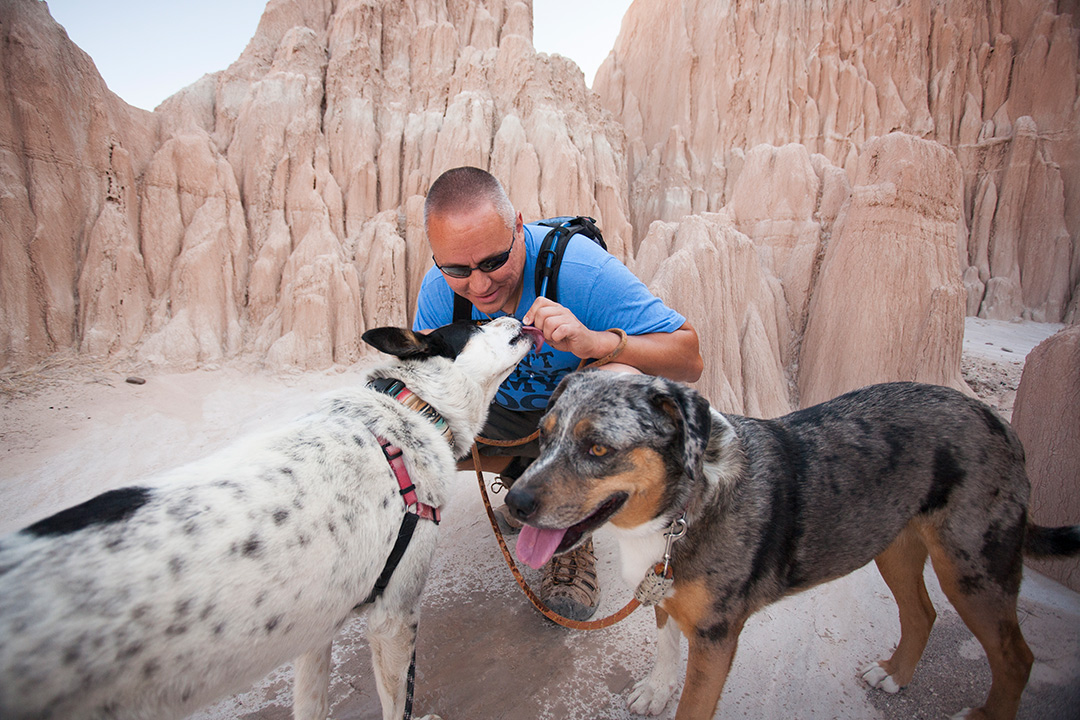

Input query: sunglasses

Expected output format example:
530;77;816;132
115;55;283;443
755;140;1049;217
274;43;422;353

434;230;517;279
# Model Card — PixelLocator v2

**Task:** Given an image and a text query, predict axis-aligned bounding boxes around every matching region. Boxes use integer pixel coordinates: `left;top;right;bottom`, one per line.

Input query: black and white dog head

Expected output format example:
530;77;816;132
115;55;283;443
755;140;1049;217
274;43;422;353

362;317;543;457
505;371;713;569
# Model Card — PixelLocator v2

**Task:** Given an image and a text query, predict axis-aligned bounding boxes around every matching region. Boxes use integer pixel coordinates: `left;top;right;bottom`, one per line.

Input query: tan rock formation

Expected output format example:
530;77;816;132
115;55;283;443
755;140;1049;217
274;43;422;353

0;0;632;372
631;133;968;412
0;0;156;369
1012;325;1080;592
0;0;1074;427
77;199;150;357
798;133;967;406
727;143;825;333
634;212;792;417
596;0;1080;323
136;133;250;368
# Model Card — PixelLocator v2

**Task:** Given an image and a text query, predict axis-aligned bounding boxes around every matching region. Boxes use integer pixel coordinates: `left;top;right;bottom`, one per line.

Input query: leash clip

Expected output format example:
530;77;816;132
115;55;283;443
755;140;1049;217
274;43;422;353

635;514;687;606
634;516;684;608
661;515;687;577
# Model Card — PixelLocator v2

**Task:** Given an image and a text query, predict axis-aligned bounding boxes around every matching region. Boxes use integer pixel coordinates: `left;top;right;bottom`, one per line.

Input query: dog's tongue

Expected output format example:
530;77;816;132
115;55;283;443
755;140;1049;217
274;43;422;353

516;525;567;569
523;325;545;353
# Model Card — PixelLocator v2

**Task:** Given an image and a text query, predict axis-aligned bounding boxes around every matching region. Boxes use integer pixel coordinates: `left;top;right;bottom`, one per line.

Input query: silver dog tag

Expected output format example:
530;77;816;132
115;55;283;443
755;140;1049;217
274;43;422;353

634;568;673;606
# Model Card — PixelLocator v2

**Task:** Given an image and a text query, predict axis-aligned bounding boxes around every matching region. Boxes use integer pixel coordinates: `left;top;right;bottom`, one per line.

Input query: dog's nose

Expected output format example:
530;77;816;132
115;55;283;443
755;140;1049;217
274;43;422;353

504;487;538;521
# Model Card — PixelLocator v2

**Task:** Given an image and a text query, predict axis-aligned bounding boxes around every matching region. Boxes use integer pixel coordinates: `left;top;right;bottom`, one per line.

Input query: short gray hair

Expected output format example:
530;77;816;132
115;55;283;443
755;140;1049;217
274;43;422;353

424;166;515;230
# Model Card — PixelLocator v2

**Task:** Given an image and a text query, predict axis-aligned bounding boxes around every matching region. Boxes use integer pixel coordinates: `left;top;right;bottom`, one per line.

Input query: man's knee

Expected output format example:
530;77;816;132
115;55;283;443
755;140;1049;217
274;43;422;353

456;454;513;474
597;361;640;374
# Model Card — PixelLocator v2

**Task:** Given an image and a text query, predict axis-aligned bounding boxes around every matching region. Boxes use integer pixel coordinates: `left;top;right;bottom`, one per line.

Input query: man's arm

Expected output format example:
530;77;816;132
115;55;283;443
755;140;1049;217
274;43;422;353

598;323;703;382
524;298;703;382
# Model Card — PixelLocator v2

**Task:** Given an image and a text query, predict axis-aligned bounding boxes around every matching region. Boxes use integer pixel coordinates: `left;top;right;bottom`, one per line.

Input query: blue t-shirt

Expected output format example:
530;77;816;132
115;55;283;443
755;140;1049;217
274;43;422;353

413;222;686;411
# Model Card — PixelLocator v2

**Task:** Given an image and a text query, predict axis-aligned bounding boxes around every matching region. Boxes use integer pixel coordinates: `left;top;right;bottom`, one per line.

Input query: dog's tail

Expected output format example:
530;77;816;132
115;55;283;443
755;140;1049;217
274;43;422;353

1024;523;1080;558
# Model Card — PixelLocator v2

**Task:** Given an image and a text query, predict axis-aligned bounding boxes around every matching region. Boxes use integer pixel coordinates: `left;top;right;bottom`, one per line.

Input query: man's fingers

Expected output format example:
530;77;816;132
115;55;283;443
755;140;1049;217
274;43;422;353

524;297;592;355
524;296;565;327
549;323;570;345
523;296;550;326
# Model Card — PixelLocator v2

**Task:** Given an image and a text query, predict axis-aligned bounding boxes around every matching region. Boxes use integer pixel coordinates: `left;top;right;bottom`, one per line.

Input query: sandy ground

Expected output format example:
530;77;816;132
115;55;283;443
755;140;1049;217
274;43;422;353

958;317;1065;423
1;318;1077;719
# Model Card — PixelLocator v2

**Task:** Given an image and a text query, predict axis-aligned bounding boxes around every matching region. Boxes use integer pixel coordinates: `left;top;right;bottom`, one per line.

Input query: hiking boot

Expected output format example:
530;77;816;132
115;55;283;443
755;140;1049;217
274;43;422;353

540;537;600;621
493;503;524;534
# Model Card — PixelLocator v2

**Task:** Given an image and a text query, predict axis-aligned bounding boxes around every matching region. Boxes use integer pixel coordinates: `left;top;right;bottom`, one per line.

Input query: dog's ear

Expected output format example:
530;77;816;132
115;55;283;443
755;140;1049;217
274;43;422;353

547;371;585;408
362;327;440;358
650;380;712;482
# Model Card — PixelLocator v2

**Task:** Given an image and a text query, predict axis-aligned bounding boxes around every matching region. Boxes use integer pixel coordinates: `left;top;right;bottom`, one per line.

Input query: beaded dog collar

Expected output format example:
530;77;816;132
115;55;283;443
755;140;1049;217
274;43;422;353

367;377;454;446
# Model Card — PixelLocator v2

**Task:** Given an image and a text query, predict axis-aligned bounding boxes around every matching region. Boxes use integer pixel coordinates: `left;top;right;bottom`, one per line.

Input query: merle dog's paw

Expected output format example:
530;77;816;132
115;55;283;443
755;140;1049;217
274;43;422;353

626;671;677;716
861;662;902;694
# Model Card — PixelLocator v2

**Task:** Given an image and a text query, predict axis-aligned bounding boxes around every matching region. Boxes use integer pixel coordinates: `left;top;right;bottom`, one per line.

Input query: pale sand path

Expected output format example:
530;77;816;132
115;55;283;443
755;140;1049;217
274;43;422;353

1;319;1076;719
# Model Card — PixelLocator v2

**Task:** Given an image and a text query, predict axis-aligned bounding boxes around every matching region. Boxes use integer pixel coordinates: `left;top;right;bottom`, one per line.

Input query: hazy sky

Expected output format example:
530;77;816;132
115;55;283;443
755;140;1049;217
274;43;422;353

46;0;634;111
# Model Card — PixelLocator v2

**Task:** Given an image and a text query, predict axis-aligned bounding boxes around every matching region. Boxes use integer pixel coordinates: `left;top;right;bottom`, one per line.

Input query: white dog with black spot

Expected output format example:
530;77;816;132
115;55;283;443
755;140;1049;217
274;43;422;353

0;317;542;720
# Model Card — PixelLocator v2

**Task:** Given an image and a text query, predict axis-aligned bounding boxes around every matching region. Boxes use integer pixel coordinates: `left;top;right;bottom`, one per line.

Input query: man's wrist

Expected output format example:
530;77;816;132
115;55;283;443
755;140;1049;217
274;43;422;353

592;328;628;365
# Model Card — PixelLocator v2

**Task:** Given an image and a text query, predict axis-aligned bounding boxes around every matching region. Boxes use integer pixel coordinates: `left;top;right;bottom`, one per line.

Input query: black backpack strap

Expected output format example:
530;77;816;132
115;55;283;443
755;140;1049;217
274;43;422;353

534;216;605;302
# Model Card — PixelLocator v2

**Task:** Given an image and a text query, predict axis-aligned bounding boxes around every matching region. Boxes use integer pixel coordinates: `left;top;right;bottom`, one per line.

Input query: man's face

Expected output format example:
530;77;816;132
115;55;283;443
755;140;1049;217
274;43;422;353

428;202;525;316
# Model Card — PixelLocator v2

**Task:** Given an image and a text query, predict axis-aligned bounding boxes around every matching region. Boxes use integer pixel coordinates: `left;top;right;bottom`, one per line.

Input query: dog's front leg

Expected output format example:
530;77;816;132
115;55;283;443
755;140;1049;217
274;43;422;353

293;643;333;720
627;606;682;715
368;601;423;720
673;618;745;720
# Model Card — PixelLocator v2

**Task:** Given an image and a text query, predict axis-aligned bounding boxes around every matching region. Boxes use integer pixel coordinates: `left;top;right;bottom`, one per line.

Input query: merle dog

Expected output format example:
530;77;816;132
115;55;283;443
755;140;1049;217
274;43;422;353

507;374;1080;720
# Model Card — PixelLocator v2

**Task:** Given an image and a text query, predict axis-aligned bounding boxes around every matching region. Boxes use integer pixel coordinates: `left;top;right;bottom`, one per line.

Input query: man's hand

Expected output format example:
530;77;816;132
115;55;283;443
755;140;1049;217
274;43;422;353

523;297;619;360
524;297;703;382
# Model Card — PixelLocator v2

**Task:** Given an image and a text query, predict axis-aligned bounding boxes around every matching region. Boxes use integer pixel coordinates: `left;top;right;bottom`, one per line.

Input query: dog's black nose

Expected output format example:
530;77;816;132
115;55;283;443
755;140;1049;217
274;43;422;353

504;487;538;521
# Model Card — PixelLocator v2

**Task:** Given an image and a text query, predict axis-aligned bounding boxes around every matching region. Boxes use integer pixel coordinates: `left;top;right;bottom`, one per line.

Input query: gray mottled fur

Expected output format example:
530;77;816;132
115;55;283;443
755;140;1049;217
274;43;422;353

512;373;1080;719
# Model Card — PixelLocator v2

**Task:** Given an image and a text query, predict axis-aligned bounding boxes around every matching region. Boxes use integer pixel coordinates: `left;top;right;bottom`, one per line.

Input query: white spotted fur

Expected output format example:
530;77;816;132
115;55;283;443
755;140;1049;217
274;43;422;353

0;317;533;720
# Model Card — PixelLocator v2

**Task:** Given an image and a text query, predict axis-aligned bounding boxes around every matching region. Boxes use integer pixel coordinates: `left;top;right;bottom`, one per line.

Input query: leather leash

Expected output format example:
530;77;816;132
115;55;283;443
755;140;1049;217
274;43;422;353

472;443;641;630
472;328;643;630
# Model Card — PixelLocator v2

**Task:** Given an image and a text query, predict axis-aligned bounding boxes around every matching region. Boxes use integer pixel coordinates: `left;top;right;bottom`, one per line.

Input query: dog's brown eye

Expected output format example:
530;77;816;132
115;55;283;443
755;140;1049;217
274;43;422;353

589;444;609;457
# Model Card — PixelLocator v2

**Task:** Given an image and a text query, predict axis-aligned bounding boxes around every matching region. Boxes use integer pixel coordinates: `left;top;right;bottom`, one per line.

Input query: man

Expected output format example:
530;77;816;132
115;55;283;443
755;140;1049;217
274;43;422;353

414;166;702;620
